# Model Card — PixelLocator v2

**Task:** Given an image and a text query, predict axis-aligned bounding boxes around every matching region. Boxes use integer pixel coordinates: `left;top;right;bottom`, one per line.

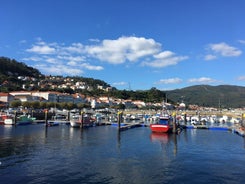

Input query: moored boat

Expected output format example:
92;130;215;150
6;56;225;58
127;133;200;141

70;114;94;128
46;121;59;126
4;118;14;125
70;118;81;128
16;115;34;125
150;115;173;133
1;114;14;125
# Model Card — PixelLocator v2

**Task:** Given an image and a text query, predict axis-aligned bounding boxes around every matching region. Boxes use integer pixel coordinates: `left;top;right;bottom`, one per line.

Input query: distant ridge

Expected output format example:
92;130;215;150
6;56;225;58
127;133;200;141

166;85;245;108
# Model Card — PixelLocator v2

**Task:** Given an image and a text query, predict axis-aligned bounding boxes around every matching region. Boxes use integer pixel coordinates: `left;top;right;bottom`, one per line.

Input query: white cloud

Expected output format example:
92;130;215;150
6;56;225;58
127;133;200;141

237;76;245;81
238;40;245;44
89;38;100;42
34;64;83;76
23;36;188;75
204;54;217;61
45;57;58;64
62;43;84;54
142;51;188;67
57;55;85;62
80;63;104;70
112;82;128;86
85;36;161;64
22;56;42;62
188;77;217;83
155;78;183;84
208;42;242;57
26;45;56;54
67;61;77;66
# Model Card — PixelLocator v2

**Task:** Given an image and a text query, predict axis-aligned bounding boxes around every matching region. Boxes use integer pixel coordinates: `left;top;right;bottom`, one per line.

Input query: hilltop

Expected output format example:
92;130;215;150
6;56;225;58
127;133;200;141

0;57;42;78
166;85;245;108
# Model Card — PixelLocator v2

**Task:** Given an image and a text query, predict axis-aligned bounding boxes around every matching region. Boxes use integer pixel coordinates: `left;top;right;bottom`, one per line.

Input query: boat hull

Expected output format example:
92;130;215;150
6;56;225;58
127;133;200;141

1;115;14;125
16;121;32;125
47;121;59;126
16;115;34;125
4;118;14;125
70;120;81;128
150;124;171;133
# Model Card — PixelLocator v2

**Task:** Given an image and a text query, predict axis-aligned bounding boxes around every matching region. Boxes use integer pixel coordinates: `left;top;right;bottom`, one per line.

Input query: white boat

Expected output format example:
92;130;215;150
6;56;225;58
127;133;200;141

4;118;14;125
70;114;94;128
190;116;199;125
70;119;81;128
1;114;14;125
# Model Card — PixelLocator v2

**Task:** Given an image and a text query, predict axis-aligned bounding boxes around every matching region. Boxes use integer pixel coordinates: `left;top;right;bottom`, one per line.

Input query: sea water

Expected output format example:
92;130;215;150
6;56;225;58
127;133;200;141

0;124;244;184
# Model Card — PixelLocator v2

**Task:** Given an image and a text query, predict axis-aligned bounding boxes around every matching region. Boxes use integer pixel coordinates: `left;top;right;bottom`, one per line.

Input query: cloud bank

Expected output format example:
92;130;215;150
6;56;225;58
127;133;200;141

23;36;188;76
204;42;242;60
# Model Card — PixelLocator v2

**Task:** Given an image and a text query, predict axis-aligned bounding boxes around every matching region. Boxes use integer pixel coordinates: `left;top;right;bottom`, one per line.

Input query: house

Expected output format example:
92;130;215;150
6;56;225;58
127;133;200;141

9;91;33;102
31;91;60;102
72;93;87;104
0;92;15;104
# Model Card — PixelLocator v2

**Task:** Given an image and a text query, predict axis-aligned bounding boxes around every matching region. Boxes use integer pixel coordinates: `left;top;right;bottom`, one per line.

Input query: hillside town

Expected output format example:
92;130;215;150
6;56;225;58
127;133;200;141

0;75;151;109
0;90;149;109
0;75;244;113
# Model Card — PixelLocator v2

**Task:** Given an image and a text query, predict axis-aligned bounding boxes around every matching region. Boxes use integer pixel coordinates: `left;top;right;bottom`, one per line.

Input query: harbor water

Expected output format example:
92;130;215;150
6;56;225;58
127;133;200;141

0;124;245;184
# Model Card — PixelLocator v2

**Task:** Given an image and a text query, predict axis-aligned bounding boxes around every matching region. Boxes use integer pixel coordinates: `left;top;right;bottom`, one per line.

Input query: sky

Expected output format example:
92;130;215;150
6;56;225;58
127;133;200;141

1;0;245;90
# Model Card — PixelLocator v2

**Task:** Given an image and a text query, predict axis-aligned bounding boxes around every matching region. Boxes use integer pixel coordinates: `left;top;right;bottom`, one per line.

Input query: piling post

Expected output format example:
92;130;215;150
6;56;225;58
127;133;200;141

45;110;48;127
172;111;177;133
14;111;17;125
67;110;70;121
184;112;187;125
117;111;123;131
198;111;201;124
242;113;245;128
80;111;84;129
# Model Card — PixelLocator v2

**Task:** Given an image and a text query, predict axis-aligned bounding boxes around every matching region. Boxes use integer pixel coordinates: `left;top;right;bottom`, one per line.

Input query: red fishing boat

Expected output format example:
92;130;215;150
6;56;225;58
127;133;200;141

150;115;172;133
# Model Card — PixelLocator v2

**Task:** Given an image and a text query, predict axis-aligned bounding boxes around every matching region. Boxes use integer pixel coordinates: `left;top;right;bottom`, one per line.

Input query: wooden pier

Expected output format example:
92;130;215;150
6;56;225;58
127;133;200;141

118;122;145;131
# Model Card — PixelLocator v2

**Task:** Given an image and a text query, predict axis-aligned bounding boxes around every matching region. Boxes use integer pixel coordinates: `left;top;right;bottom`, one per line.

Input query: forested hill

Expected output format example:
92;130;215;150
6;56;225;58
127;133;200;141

0;57;42;78
166;85;245;108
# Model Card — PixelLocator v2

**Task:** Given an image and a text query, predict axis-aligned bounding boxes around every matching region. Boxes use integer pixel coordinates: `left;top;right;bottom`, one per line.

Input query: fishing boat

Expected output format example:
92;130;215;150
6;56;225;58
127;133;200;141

70;115;81;128
16;115;34;125
70;114;94;128
4;117;14;125
0;114;14;125
150;115;173;133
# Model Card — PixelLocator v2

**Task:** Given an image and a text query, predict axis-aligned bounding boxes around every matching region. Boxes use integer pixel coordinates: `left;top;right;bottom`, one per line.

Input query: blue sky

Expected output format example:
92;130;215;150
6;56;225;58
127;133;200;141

1;0;245;90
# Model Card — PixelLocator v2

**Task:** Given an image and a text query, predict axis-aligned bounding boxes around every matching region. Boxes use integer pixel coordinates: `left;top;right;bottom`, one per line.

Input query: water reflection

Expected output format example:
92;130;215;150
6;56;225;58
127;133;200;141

150;132;178;156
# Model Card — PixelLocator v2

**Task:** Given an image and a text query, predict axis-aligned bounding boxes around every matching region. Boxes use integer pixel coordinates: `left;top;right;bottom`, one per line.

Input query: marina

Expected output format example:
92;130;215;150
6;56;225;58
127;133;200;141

0;122;245;184
1;1;245;183
1;109;245;137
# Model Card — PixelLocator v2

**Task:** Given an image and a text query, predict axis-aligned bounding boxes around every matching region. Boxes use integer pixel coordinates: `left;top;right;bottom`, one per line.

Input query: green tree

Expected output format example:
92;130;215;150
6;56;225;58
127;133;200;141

40;101;47;109
67;102;76;110
10;100;21;108
118;103;126;110
22;101;31;108
46;102;55;108
30;101;40;109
